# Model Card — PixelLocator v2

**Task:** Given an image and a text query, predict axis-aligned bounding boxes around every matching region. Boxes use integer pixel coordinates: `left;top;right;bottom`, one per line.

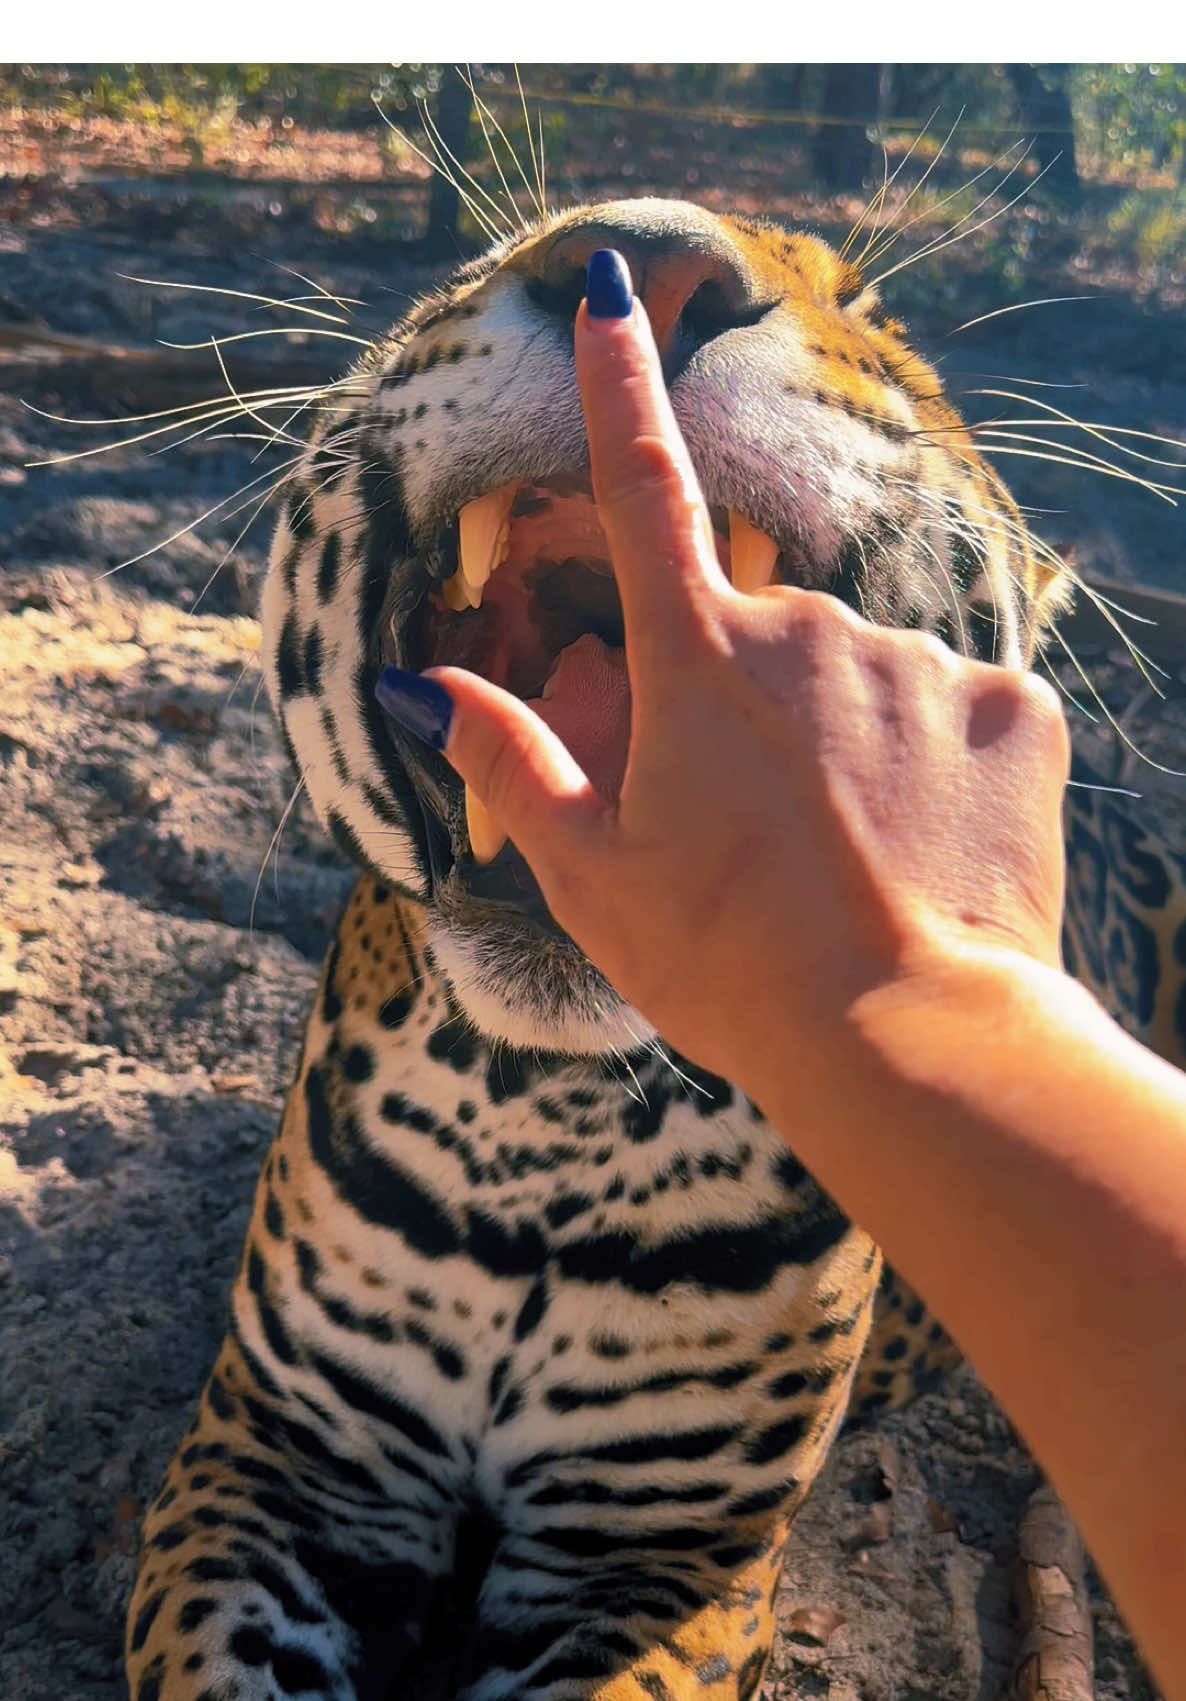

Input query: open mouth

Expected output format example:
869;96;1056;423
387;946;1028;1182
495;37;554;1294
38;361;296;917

400;476;785;867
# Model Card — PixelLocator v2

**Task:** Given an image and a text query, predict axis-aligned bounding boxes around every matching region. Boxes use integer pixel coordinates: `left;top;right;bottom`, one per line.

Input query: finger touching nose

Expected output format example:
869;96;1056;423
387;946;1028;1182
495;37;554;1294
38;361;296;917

575;250;726;658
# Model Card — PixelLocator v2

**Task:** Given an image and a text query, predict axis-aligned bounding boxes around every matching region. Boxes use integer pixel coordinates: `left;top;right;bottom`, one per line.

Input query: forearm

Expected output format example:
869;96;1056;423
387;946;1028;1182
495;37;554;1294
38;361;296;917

754;949;1186;1697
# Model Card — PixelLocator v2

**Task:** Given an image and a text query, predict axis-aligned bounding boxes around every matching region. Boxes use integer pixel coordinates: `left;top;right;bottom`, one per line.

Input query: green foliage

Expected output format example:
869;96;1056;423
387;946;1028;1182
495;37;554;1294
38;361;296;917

4;63;1185;196
1073;65;1186;179
1107;185;1186;274
0;64;448;128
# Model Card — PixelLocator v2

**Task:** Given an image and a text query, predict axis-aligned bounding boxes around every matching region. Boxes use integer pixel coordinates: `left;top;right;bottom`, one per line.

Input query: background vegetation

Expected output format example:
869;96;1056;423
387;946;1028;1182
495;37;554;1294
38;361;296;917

3;62;1185;225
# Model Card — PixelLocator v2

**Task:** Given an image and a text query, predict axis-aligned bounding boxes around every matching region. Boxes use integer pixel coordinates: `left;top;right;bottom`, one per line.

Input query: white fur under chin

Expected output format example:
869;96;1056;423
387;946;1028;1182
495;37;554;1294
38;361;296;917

427;923;657;1057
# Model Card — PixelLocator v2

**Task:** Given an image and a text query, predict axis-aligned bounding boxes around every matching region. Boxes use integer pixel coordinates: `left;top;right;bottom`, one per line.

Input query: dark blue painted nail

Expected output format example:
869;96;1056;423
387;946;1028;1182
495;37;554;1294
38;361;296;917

586;249;632;319
375;666;453;750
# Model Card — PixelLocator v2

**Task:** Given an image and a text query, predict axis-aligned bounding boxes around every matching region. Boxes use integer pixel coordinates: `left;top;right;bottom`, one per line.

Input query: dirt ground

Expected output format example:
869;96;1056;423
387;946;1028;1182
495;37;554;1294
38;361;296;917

1;112;1183;1701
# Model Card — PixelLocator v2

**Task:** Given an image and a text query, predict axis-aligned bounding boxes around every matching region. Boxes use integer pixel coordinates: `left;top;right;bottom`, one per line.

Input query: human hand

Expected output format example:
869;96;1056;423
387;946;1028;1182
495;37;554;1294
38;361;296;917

376;250;1069;1097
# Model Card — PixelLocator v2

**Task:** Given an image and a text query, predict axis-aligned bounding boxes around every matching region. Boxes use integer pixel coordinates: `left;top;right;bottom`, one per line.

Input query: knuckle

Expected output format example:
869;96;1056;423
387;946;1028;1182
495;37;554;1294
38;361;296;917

783;588;851;649
911;628;961;673
1021;673;1071;761
980;664;1065;728
1018;669;1063;722
603;434;688;509
870;622;955;684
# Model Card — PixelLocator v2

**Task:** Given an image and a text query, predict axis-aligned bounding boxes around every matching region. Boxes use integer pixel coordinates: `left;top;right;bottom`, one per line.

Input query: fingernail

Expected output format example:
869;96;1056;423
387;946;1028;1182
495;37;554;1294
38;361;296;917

585;249;632;319
375;666;453;750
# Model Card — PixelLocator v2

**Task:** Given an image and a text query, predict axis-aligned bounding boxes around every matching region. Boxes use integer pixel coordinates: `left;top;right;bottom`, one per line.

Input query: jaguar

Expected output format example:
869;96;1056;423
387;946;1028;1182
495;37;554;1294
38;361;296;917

124;195;1179;1701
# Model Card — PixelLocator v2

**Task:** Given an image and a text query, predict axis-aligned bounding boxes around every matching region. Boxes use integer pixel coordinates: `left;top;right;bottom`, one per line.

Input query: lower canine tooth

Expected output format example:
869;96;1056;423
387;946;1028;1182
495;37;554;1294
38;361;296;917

729;512;779;593
466;785;508;864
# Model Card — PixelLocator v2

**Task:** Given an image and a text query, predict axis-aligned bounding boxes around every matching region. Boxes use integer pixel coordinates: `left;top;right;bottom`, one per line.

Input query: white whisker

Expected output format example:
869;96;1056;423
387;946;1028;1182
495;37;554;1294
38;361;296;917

114;272;349;325
946;297;1096;338
250;772;308;933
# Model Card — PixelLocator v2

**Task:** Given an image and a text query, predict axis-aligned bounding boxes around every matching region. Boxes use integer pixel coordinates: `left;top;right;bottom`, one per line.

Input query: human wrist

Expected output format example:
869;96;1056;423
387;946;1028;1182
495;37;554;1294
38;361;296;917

742;939;1086;1142
839;939;1103;1133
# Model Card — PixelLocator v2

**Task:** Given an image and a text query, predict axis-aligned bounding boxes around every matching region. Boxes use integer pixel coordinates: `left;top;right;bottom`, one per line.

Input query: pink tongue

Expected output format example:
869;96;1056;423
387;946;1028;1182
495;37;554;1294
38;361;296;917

526;633;631;804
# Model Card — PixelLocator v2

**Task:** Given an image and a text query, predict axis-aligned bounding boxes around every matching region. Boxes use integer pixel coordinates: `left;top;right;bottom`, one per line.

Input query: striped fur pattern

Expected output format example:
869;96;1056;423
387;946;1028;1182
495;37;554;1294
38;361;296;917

126;200;1069;1700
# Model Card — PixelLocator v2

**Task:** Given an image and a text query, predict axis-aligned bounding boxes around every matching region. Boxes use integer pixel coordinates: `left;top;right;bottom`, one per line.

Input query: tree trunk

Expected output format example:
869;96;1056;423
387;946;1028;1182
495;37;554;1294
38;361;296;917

1007;1483;1093;1701
759;63;809;113
814;64;883;192
1006;64;1080;202
425;66;473;258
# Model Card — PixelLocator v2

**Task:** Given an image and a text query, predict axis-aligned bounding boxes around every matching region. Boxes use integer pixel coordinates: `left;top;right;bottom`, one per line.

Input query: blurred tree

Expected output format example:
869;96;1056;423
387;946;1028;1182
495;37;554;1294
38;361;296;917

888;64;1013;132
425;66;473;257
814;65;884;191
1006;64;1080;199
759;64;812;115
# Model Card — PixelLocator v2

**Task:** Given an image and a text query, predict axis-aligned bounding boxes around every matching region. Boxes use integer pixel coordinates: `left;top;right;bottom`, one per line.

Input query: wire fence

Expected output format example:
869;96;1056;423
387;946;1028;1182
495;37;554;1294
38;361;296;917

511;86;1079;140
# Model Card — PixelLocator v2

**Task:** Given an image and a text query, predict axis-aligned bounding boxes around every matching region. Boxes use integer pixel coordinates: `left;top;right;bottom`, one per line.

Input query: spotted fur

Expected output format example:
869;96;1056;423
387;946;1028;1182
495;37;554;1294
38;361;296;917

1063;754;1186;1070
128;199;1077;1700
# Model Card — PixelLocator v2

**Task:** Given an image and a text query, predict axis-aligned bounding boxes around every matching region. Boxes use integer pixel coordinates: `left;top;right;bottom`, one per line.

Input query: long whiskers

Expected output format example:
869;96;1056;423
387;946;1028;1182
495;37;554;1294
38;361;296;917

190;480;279;615
858;138;1029;277
845;106;954;272
519;67;547;220
23;379;338;433
961;388;1186;473
883;469;1175;764
114;272;352;326
256;257;365;319
461;65;546;225
1048;620;1186;779
97;456;304;580
157;327;372;353
951;434;1181;504
373;95;510;248
869;146;1049;289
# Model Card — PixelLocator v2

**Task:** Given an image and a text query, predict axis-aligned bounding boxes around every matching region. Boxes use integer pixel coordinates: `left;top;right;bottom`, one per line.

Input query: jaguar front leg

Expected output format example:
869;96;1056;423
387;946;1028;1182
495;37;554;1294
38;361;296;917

456;1516;791;1701
126;1342;454;1700
457;1250;880;1701
127;1429;361;1701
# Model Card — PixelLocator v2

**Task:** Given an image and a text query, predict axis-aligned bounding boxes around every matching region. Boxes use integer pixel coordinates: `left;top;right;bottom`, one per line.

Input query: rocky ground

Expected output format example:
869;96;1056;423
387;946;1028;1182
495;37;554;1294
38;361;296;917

2;132;1183;1701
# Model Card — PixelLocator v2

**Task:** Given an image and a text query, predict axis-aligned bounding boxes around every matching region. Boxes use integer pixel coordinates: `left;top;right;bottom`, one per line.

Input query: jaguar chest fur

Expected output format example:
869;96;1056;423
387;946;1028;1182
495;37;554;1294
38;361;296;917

126;198;1063;1701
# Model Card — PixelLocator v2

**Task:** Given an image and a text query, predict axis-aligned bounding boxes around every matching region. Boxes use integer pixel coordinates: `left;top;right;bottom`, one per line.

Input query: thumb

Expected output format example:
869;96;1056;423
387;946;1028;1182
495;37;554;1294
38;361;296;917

375;664;607;872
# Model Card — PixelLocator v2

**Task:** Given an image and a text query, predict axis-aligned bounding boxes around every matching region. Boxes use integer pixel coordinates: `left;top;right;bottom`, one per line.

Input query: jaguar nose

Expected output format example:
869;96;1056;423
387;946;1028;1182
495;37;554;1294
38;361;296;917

535;205;757;368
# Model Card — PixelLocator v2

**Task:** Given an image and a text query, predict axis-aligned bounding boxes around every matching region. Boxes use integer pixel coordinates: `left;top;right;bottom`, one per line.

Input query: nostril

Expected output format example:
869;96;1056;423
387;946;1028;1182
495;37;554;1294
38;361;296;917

524;258;773;368
524;266;588;322
679;279;776;345
530;216;764;364
680;279;735;342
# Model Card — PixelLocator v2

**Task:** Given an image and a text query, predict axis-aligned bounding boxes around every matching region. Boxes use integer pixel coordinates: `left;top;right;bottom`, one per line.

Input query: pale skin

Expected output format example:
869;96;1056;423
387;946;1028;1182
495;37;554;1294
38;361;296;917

429;280;1186;1697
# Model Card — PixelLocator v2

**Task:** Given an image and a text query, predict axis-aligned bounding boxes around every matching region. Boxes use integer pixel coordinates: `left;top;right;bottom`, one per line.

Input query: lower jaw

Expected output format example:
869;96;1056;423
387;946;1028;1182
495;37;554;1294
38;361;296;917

426;913;653;1057
436;837;560;933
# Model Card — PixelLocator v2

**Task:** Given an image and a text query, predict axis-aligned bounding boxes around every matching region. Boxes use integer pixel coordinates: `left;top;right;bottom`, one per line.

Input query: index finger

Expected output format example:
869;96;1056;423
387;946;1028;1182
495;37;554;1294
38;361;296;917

575;250;727;659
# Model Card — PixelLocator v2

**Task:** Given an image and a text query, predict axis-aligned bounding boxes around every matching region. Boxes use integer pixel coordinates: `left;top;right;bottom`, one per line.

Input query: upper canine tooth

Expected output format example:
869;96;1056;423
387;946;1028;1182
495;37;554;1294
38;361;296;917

460;483;517;598
729;512;779;593
442;572;474;613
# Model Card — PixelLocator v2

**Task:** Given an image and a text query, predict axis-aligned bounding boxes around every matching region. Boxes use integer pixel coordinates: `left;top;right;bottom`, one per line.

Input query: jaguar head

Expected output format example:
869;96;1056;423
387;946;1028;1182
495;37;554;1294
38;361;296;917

261;197;1068;1054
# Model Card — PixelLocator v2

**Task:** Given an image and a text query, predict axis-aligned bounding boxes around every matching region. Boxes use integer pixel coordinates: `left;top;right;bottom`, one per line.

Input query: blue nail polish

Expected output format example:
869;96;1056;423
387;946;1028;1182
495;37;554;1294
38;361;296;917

375;666;453;750
586;249;632;319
